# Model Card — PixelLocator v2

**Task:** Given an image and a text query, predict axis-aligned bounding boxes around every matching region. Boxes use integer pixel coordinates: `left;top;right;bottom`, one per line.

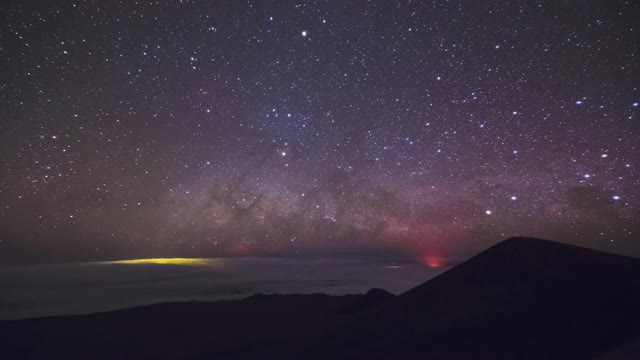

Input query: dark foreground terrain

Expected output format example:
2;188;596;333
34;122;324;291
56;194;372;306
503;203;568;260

2;237;640;359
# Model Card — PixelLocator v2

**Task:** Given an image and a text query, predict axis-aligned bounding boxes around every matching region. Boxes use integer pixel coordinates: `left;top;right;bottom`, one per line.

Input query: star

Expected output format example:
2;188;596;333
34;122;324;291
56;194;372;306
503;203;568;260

2;0;638;264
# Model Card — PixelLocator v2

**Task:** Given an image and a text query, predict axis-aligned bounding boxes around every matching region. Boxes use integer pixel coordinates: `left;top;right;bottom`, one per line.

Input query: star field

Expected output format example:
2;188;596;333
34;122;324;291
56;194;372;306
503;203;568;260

0;0;639;263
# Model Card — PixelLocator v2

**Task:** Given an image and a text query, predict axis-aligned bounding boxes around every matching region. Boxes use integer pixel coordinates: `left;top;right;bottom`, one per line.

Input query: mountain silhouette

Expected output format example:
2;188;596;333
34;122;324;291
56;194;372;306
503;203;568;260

315;237;640;359
1;237;639;359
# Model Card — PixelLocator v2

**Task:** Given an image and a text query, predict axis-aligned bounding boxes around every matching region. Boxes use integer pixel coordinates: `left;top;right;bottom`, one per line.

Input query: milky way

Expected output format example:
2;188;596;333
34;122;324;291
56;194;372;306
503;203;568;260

1;1;638;263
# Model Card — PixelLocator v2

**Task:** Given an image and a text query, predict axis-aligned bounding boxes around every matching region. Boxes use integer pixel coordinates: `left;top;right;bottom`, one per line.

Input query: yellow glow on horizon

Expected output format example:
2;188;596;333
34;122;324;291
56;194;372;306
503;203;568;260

102;258;220;266
384;265;406;269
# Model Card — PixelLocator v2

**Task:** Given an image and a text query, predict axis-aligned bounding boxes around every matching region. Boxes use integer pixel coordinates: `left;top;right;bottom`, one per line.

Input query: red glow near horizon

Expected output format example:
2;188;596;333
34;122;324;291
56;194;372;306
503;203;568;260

422;256;443;268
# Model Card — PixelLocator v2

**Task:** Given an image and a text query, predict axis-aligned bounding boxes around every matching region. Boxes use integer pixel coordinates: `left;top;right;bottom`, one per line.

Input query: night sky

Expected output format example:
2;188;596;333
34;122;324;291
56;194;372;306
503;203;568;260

1;0;639;264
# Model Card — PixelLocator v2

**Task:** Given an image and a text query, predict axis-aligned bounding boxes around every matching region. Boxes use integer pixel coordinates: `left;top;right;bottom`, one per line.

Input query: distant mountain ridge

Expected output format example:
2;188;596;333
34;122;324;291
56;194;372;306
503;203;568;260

2;237;640;359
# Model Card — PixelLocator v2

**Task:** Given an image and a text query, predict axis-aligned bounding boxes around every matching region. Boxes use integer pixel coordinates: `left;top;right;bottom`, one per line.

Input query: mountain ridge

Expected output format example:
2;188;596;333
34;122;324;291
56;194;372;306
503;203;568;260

312;237;640;359
2;237;640;359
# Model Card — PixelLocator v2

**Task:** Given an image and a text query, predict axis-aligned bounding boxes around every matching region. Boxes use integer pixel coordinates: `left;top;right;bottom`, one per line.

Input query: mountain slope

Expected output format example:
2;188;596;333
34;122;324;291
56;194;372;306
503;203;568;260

318;237;640;359
0;292;392;360
1;237;639;359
